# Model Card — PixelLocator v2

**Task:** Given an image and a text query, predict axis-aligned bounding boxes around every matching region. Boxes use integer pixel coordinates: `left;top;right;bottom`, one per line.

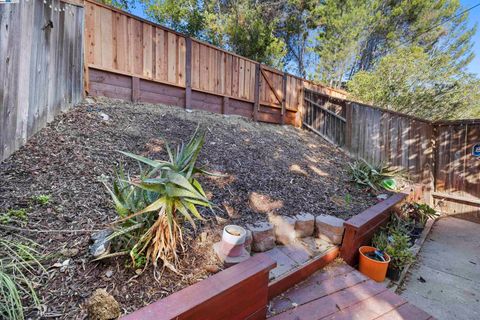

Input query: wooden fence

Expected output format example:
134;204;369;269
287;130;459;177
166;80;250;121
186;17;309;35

0;0;84;161
82;0;342;127
304;90;480;218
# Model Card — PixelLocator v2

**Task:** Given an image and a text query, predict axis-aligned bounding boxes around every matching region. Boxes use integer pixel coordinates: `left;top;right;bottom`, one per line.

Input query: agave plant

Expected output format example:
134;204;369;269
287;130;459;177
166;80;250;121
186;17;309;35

348;159;403;191
0;237;46;320
105;128;212;273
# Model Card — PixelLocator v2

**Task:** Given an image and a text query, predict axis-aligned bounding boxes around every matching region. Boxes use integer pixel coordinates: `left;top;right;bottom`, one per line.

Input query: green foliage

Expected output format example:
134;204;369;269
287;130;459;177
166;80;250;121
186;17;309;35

372;216;415;270
32;195;50;206
313;0;371;87
402;202;439;226
348;159;402;191
104;128;213;272
384;231;415;270
348;46;480;120
141;0;287;67
0;209;28;225
100;0;135;10
0;237;46;320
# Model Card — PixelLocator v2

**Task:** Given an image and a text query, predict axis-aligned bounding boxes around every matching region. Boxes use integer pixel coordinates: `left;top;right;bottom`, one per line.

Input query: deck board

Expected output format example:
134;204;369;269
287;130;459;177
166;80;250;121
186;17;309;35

268;263;432;320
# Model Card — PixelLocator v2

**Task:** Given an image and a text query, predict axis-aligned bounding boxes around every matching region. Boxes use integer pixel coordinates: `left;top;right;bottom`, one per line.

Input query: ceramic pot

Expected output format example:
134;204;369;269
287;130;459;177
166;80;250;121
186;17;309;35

220;225;246;257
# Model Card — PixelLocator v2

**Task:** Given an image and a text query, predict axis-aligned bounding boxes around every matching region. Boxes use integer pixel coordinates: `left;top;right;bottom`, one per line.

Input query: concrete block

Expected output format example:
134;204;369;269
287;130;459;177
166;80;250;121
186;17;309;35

271;215;297;245
295;212;315;238
247;222;276;252
315;214;345;235
317;228;343;245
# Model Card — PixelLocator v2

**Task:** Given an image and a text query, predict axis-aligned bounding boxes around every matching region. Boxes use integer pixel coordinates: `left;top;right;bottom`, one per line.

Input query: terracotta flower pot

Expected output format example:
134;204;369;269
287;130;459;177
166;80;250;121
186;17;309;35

358;246;390;282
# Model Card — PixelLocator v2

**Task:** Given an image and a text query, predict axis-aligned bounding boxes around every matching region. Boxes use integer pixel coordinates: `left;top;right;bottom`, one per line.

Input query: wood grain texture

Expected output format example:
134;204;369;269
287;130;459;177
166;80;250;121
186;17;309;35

122;253;276;320
268;247;339;300
0;0;83;161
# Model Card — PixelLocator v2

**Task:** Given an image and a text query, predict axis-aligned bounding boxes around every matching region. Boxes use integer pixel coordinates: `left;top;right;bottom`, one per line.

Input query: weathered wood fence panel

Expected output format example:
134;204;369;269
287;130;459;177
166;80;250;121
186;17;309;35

347;102;434;187
303;89;480;217
433;121;480;220
303;89;346;146
0;0;84;161
83;0;341;128
85;1;186;88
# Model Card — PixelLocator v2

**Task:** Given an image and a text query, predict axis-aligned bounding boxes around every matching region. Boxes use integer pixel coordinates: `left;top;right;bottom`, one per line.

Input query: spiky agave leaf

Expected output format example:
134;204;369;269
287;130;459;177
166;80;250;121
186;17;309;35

105;127;213;274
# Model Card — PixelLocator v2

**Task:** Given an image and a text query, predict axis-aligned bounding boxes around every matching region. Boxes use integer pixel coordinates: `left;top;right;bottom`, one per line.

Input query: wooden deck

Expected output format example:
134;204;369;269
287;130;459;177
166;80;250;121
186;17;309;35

268;263;433;320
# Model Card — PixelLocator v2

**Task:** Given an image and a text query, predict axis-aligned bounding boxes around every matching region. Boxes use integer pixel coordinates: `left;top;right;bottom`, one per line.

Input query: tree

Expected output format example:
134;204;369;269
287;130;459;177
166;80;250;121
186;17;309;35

347;46;480;120
313;0;370;87
274;0;317;77
141;0;286;67
313;0;477;86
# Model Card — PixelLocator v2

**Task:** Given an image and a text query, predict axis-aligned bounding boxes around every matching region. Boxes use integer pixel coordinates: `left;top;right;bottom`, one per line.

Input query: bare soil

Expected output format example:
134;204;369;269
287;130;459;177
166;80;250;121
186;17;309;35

0;97;382;319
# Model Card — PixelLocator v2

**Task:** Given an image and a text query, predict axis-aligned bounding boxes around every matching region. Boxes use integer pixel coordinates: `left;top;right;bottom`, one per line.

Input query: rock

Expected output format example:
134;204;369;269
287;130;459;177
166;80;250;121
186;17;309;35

90;229;113;258
247;222;276;252
86;289;121;320
271;215;297;245
60;248;79;257
215;215;228;225
85;97;95;104
244;230;253;253
105;270;113;278
377;194;389;200
315;214;345;245
91;229;113;242
295;212;315;238
205;265;220;273
90;240;110;258
99;112;110;121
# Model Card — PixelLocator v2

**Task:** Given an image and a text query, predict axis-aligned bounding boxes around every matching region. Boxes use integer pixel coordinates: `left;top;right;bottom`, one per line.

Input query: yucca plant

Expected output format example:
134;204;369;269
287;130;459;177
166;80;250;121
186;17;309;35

0;237;46;320
105;128;212;273
348;159;403;191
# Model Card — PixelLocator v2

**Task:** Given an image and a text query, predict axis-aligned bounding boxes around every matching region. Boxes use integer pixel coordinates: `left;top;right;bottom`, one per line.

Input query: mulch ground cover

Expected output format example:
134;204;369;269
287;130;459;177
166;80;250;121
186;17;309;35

0;97;382;319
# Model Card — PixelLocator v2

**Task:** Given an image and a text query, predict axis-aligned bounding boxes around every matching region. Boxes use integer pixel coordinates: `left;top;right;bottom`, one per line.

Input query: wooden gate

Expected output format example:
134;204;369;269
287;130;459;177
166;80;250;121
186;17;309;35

303;89;346;146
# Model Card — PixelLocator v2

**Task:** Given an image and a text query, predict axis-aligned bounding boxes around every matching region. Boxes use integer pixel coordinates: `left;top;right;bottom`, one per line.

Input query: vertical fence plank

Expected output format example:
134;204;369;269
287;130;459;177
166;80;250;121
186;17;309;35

253;64;260;121
185;37;192;109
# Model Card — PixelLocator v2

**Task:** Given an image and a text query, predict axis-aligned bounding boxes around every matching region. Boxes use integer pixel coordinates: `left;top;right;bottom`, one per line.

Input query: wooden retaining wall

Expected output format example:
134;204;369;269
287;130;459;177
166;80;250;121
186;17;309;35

340;185;431;266
0;0;84;161
122;253;276;320
82;0;344;128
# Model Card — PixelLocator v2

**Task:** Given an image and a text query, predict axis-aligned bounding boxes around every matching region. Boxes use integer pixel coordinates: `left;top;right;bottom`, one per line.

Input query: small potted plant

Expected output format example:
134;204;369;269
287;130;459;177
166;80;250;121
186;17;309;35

402;202;438;241
358;245;390;282
373;229;415;281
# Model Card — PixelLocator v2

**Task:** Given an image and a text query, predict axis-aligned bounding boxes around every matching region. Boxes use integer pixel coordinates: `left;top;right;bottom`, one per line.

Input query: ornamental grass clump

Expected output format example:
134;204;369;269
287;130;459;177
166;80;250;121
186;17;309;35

0;237;46;320
104;128;212;273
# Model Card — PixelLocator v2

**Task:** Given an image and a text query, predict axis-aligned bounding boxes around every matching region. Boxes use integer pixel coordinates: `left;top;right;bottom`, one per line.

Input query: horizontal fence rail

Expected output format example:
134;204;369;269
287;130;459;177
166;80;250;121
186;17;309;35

82;0;342;128
303;89;346;146
303;90;480;218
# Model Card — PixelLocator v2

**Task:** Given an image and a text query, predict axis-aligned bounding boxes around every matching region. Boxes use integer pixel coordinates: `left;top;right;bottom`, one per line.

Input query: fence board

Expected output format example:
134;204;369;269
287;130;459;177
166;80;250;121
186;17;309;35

0;0;84;161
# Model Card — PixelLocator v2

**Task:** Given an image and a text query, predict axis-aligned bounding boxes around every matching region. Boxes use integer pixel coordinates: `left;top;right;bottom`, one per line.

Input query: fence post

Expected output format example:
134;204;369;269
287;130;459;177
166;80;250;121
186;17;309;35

253;64;260;121
185;37;192;110
281;72;287;125
222;96;229;114
132;77;140;102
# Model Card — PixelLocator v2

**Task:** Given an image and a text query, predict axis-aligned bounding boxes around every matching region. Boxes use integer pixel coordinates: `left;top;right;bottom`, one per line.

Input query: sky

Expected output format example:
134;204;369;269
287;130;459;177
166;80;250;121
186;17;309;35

129;0;480;76
462;0;480;76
